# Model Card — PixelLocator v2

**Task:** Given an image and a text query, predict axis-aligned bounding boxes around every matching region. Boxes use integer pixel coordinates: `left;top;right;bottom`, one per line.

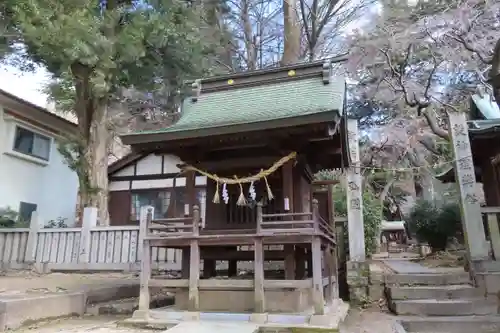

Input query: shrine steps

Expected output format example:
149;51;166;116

386;268;499;333
395;316;500;333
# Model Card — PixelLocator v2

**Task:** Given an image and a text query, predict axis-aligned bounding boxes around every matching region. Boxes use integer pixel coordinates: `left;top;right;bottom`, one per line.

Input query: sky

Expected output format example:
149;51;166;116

0;64;50;108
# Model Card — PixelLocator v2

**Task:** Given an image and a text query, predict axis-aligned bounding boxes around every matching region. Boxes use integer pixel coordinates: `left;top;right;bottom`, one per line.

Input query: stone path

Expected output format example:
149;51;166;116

383;260;436;274
166;321;259;333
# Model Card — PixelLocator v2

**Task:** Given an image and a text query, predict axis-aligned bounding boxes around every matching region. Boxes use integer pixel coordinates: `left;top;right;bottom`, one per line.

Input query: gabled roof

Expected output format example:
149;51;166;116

0;88;76;135
121;60;345;145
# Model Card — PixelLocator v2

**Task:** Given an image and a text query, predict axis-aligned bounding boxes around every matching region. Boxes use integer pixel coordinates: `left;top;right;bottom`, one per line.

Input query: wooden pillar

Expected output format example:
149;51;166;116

311;237;325;315
228;259;238;277
138;206;152;313
182;171;197;280
254;237;265;312
182;248;190;278
323;247;331;303
203;259;216;278
188;205;200;311
306;247;313;277
282;160;296;279
331;247;339;299
346;119;366;262
447;112;489;261
295;246;306;279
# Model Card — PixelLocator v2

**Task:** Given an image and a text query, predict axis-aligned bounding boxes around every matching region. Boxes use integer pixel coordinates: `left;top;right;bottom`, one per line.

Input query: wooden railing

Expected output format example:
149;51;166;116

146;205;201;237
480;206;500;260
257;199;335;243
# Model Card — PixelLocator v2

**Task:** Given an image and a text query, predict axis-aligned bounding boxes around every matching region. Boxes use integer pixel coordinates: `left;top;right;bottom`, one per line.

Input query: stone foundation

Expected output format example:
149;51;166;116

367;262;385;301
346;261;369;304
174;289;313;313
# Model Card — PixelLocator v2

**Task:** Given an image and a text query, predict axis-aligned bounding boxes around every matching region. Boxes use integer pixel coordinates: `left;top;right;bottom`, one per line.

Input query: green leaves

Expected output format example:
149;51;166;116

3;0;209;100
408;200;461;252
332;185;383;257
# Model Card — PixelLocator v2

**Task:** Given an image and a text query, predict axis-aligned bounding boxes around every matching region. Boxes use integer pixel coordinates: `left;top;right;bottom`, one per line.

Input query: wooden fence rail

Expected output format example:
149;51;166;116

0;208;181;272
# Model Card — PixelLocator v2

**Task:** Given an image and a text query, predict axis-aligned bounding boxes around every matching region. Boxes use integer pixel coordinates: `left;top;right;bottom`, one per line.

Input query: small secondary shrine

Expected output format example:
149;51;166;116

121;61;351;318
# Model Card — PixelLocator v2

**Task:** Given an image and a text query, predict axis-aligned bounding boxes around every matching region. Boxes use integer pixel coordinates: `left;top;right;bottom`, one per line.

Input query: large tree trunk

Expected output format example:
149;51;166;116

86;102;110;226
281;0;301;65
71;64;111;226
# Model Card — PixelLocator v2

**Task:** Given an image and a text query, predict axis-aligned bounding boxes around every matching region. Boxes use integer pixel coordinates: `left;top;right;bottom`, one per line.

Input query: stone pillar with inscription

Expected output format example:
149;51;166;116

447;112;490;266
345;119;368;304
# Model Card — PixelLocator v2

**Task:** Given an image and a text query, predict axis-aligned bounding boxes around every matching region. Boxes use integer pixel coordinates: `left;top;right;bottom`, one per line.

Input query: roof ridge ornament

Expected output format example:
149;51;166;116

191;79;202;103
322;60;332;85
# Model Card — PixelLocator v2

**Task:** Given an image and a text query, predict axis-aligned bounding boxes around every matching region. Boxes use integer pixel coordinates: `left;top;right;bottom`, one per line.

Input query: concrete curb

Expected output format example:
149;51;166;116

0;282;140;331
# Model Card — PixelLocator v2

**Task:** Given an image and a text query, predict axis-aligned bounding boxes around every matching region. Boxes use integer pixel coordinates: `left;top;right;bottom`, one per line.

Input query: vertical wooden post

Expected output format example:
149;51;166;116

188;205;200;311
306;247;313;277
138;207;154;262
192;205;200;236
483;209;500;260
25;211;40;263
138;206;153;313
282;160;295;279
447;112;489;261
79;207;97;264
182;249;190;278
203;259;216;278
295;246;306;279
228;259;238;277
311;237;325;315
346;119;366;262
256;203;263;234
312;199;320;233
324;247;333;303
331;247;339;299
254;237;265;313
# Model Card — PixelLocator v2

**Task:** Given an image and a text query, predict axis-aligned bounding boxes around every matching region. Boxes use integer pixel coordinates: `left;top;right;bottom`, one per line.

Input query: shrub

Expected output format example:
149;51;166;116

408;200;461;252
45;217;68;228
332;185;382;257
0;207;19;228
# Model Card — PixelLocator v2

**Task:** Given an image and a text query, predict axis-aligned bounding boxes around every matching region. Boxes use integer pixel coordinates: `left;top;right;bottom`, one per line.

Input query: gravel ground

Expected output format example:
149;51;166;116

11;316;151;333
11;308;398;333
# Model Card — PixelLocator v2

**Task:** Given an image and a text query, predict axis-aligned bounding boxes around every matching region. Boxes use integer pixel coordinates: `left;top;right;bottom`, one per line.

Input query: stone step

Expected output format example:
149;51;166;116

385;273;470;286
390;299;498;316
388;284;478;300
398;315;500;333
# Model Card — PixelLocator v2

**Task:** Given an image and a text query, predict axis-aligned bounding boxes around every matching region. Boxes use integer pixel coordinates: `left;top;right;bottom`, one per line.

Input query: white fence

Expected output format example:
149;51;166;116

0;208;181;272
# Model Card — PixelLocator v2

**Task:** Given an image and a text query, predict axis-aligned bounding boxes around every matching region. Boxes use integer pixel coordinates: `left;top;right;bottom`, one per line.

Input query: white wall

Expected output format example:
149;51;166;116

0;106;78;226
110;153;207;191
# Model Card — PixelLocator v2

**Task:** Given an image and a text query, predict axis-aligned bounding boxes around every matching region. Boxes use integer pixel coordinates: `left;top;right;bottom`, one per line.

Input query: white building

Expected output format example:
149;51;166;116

0;89;79;226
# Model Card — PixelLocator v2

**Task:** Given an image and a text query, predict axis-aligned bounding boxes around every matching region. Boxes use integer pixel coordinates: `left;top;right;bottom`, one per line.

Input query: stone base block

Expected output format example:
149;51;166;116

250;313;268;324
175;289;312;313
346;261;369;304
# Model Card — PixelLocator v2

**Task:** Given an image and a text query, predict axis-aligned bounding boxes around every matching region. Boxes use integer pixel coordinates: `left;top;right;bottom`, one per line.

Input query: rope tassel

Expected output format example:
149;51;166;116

235;176;247;206
263;172;274;201
212;180;220;204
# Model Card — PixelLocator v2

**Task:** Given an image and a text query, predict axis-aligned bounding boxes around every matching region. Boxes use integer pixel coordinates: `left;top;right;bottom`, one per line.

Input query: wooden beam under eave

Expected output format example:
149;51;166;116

193;156;281;172
312;180;340;186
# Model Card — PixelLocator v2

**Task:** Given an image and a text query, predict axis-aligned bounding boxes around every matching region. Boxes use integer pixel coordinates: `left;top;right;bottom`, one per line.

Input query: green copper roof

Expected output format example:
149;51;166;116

133;76;345;136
